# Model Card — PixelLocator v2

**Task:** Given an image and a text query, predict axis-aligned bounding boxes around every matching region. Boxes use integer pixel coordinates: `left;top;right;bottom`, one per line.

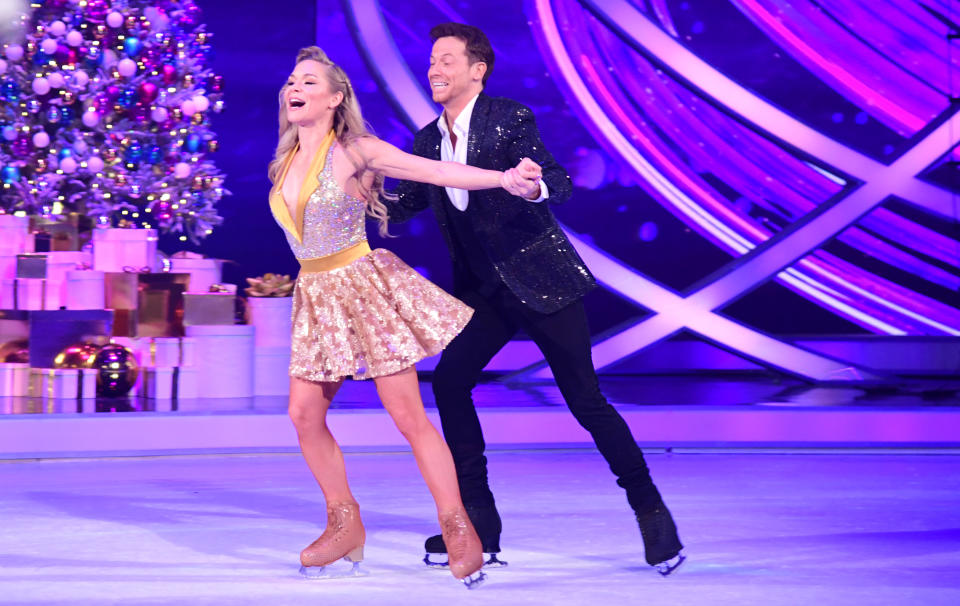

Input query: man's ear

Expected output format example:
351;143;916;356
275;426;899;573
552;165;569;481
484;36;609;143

471;61;487;83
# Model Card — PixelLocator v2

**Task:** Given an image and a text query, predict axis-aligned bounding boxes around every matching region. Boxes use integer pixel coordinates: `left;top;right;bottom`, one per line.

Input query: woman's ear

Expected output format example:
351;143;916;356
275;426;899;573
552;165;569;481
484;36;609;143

330;90;345;110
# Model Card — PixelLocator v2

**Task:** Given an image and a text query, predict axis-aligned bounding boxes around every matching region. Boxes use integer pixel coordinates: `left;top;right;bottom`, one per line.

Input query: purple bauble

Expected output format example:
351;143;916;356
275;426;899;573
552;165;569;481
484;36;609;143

11;137;30;157
161;64;176;85
85;0;109;22
105;85;120;100
137;81;158;104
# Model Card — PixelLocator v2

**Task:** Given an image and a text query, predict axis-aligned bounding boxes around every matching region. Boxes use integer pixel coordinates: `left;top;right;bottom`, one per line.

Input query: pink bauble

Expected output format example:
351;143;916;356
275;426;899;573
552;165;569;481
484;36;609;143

161;64;176;84
32;78;51;95
173;162;191;179
6;45;24;61
72;70;90;87
60;157;78;174
138;82;158;104
117;58;137;78
87;156;104;173
106;12;124;28
48;72;65;88
103;50;118;68
192;95;209;112
151;106;168;122
82;110;99;127
49;21;67;36
180;100;197;116
0;59;7;75
66;30;84;47
33;132;51;148
41;38;58;55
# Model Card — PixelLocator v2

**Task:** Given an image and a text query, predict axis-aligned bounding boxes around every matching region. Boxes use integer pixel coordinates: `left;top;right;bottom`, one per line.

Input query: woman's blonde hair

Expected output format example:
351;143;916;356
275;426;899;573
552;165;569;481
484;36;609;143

268;46;391;236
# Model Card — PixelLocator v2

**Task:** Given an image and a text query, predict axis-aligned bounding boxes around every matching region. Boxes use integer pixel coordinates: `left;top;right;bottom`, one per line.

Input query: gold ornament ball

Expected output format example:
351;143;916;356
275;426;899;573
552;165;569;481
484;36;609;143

0;339;29;363
191;113;203;126
126;15;138;30
92;343;139;397
53;343;101;369
207;140;219;153
183;74;194;86
36;158;48;172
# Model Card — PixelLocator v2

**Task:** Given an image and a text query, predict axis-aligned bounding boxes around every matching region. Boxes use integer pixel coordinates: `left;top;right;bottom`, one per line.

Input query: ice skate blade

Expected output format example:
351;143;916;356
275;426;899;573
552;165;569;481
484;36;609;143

424;553;507;569
654;553;686;577
461;570;486;590
299;559;368;579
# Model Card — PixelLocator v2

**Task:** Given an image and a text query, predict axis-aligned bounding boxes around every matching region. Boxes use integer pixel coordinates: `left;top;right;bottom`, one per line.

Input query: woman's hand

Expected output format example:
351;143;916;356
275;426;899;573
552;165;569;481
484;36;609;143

501;157;543;199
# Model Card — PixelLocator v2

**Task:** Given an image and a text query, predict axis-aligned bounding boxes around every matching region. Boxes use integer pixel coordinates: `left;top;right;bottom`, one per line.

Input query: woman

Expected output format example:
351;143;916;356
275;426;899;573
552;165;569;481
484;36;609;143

268;46;540;589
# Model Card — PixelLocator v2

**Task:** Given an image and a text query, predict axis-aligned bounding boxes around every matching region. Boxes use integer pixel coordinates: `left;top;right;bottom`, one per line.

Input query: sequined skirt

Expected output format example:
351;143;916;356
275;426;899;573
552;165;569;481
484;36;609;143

289;248;473;381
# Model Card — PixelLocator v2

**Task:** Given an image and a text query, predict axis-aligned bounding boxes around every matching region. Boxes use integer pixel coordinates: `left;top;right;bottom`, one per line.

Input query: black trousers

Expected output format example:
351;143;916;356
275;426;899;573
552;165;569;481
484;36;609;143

432;285;664;516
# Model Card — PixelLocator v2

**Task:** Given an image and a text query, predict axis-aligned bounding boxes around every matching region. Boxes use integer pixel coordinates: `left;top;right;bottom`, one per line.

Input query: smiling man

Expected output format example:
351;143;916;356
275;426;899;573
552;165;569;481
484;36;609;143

388;22;685;577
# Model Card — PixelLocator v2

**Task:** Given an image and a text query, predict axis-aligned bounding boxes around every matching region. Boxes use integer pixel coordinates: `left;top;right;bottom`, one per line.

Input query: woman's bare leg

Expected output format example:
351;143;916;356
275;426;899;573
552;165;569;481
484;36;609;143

373;366;463;513
288;375;354;504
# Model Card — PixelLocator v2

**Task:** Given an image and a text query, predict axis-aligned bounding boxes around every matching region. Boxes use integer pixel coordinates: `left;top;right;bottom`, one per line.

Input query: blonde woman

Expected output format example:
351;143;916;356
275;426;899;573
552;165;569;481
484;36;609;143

268;46;540;589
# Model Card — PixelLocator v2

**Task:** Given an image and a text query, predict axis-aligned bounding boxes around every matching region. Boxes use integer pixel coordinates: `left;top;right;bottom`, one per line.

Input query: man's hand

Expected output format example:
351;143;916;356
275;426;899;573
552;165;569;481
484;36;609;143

501;157;543;199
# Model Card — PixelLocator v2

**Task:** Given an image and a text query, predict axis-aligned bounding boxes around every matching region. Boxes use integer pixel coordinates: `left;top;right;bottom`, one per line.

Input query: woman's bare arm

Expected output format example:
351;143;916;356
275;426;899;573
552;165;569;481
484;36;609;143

354;137;539;191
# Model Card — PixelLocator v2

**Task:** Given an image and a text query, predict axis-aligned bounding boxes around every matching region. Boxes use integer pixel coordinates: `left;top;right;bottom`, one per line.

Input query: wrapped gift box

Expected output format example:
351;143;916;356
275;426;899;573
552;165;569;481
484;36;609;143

28;368;80;399
0;215;32;257
185;324;254;398
29;213;88;252
0;362;30;396
246;296;293;348
169;254;224;293
92;227;159;273
103;272;190;337
4;251;93;310
183;292;236;326
140;366;199;399
138;273;190;337
136;336;196;367
254;346;291;396
27;310;114;368
65;269;106;310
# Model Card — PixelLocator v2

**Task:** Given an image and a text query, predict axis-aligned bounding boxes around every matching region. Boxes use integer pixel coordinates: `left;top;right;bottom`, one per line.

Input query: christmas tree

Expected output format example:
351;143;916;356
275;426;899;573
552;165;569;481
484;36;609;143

0;0;226;243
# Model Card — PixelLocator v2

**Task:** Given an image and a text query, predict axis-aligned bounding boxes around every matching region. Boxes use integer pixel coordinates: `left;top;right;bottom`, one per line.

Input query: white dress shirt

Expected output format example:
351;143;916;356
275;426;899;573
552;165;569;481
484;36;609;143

437;94;548;212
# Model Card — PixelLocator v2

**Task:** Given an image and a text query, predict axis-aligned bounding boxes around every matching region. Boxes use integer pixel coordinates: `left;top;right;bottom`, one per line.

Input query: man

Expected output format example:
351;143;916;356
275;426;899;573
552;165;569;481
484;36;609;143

388;23;685;576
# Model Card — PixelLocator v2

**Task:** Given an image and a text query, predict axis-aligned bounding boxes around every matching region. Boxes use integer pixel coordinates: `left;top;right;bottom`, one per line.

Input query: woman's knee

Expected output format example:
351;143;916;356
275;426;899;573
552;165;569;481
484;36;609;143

288;397;326;432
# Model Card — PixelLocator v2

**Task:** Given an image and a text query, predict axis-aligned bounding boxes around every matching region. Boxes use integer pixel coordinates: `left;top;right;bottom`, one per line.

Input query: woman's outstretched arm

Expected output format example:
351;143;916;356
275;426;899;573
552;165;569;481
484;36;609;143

353;137;540;191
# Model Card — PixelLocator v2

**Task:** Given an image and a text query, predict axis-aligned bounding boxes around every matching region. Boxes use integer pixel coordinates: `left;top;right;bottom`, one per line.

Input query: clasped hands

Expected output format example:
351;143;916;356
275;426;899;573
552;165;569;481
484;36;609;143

501;157;543;200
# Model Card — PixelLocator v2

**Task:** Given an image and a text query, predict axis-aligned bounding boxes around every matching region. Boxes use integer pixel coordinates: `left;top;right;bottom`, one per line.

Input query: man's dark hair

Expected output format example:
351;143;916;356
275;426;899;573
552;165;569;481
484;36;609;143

430;23;495;86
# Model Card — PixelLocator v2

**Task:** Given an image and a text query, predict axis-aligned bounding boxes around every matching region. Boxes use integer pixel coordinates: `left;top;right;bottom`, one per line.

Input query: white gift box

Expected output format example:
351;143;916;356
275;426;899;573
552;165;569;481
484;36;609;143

0;278;57;310
0;215;32;257
140;366;199;399
135;337;196;367
185;324;254;398
0;254;18;281
0;362;31;397
92;227;159;273
246;296;293;349
254;346;291;396
3;252;93;310
169;256;223;293
65;269;106;310
28;368;81;399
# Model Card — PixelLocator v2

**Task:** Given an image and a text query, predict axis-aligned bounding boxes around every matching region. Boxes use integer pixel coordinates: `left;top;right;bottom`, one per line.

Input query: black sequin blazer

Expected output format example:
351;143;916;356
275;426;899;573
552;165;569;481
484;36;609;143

390;93;596;314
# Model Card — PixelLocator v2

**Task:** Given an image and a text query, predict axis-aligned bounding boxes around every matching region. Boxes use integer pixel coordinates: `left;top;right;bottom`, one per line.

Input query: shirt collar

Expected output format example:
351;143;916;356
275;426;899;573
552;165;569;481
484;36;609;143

437;93;480;139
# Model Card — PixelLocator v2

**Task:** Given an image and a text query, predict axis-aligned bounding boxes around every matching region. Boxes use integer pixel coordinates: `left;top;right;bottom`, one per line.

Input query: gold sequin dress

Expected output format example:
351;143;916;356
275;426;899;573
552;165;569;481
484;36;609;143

269;135;473;382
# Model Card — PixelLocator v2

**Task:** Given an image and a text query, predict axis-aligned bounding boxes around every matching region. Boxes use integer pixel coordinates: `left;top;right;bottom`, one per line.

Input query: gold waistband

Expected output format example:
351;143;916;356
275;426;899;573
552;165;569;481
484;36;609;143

298;241;372;273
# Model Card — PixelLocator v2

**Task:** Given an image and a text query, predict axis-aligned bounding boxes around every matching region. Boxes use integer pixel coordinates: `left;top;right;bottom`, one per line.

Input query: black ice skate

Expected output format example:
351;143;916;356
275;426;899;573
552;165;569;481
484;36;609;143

636;504;686;576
